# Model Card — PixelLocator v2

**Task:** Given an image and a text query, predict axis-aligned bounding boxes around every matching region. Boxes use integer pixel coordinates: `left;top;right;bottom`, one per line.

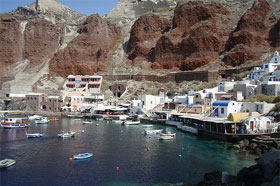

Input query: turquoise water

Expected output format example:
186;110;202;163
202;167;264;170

0;118;256;186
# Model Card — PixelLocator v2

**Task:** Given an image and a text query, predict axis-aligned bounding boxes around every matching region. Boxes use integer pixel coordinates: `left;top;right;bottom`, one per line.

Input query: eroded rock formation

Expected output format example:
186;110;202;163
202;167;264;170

49;14;121;77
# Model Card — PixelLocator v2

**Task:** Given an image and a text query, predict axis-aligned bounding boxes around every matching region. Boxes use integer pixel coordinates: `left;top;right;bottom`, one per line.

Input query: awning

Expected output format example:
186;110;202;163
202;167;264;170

228;113;249;122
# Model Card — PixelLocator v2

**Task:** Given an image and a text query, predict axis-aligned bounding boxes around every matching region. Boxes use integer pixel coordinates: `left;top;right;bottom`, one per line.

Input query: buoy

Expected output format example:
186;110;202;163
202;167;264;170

116;166;119;172
147;146;150;151
69;157;73;161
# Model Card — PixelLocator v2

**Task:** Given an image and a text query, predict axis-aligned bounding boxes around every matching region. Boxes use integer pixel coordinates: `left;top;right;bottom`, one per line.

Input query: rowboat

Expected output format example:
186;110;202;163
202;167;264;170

83;121;93;124
73;153;93;160
0;159;16;168
26;133;44;138
160;131;176;137
58;131;75;138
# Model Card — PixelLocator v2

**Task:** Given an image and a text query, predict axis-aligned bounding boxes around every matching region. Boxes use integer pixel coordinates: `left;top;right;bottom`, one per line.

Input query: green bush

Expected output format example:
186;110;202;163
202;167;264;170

101;80;111;93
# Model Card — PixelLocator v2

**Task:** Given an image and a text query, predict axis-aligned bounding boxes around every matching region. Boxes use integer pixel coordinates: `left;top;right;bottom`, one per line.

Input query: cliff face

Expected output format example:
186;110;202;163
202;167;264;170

127;0;280;71
49;14;121;77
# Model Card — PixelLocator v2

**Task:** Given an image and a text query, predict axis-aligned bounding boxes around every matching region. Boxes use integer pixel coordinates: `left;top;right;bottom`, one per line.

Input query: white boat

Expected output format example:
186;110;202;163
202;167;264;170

142;125;153;129
73;119;81;121
35;117;49;124
73;153;93;160
0;159;16;168
145;129;163;135
160;131;176;137
26;133;44;138
1;118;30;128
28;115;42;120
159;135;175;140
112;120;123;124
83;121;93;124
58;131;75;138
122;120;140;125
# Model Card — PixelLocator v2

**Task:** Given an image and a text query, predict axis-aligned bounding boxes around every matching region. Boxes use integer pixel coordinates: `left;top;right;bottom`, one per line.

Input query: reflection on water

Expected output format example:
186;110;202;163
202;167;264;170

0;118;256;186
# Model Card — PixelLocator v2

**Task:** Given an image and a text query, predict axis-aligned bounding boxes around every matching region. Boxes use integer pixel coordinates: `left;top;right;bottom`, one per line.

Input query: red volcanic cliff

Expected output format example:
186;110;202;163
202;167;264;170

223;0;272;66
0;15;23;77
127;2;233;70
127;14;171;64
24;19;64;67
49;14;121;77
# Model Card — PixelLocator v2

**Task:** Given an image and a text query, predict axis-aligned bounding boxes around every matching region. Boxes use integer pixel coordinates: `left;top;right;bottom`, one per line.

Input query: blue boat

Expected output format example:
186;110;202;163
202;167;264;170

73;153;93;160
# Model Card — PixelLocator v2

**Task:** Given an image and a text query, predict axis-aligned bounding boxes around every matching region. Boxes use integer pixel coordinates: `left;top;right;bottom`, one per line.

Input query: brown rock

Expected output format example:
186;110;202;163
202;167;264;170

49;14;121;77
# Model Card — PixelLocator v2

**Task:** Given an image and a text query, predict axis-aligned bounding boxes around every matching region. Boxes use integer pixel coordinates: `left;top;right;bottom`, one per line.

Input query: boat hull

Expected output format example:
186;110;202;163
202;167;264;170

73;153;93;160
0;159;16;168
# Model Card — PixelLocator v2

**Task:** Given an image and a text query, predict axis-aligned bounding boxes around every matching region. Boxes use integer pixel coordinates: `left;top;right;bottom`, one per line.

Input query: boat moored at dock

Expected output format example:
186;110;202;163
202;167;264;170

1;118;30;128
26;133;44;138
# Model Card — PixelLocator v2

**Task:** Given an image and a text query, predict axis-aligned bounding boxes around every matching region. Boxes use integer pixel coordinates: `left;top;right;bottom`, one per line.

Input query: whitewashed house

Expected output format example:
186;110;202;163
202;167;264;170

212;100;242;118
241;102;275;114
242;116;273;133
218;81;236;92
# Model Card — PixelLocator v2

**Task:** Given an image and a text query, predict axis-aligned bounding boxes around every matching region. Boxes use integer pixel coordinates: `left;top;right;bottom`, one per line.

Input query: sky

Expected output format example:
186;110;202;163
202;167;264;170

0;0;118;15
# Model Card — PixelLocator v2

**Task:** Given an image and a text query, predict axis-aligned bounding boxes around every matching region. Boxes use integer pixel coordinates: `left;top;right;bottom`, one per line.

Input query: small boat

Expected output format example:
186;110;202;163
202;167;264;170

83;121;93;124
112;120;123;124
73;153;93;160
35;117;49;124
159;135;175;140
28;115;42;120
73;119;81;121
26;133;44;138
122;120;140;125
160;131;176;137
96;118;104;121
145;129;163;135
1;118;30;128
0;159;16;168
49;117;59;121
58;131;75;138
142;125;153;129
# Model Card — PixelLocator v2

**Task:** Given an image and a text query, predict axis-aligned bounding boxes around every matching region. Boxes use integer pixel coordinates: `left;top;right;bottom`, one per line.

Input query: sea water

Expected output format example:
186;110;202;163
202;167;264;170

0;118;256;186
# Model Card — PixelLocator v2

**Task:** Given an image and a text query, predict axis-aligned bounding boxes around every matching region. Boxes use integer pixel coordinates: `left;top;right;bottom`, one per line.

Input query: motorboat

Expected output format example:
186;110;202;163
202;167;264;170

73;153;93;160
145;129;163;135
0;159;16;168
26;133;44;138
160;131;176;137
35;117;49;124
142;125;153;129
28;115;42;120
58;131;75;138
122;120;140;125
159;135;175;140
83;120;94;124
1;118;30;128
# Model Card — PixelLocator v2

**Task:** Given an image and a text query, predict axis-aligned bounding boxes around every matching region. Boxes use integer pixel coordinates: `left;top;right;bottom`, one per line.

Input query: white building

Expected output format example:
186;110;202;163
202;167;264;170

241;102;275;114
249;51;280;80
243;116;273;133
138;95;162;111
212;100;242;118
218;81;236;92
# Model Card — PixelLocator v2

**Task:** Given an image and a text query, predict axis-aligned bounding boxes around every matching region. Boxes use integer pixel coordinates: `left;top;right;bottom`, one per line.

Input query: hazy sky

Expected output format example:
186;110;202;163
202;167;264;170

0;0;118;15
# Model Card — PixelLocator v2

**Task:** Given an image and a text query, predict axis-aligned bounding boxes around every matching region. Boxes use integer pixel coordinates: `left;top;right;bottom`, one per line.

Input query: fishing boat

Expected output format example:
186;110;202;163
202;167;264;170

35;117;49;124
28;115;42;120
58;131;75;138
83;121;93;124
122;120;140;125
1;118;30;128
145;129;163;135
26;133;44;138
0;159;16;168
73;153;93;160
159;135;175;140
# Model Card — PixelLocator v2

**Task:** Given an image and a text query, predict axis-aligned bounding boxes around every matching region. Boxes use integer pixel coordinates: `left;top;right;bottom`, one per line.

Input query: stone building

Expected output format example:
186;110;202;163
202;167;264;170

26;93;62;112
109;82;127;97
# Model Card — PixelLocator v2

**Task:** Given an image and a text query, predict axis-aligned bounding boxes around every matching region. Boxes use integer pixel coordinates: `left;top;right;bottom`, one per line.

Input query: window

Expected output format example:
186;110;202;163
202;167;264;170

27;97;29;100
265;64;269;68
34;97;36;100
196;95;199;98
31;97;33;100
150;101;153;104
49;107;51;110
221;108;224;114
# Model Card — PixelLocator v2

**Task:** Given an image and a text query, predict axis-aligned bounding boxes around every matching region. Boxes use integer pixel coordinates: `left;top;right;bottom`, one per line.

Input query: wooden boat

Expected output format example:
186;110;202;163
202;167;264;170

35;117;49;124
159;135;175;140
58;131;75;138
26;133;44;138
122;120;140;125
1;118;30;128
73;153;93;160
0;159;16;168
